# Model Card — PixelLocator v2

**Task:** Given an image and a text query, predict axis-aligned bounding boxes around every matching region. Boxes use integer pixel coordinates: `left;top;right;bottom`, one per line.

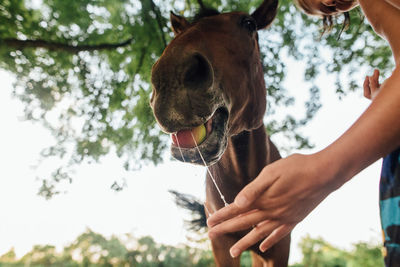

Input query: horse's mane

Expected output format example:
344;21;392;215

192;8;220;23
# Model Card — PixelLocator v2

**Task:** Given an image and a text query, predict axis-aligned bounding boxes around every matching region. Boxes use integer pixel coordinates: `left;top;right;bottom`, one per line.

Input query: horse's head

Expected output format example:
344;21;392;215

150;0;278;165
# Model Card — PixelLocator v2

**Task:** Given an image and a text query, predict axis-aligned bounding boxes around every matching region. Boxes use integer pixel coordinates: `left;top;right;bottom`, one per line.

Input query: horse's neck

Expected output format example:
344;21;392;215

206;125;280;211
223;126;270;185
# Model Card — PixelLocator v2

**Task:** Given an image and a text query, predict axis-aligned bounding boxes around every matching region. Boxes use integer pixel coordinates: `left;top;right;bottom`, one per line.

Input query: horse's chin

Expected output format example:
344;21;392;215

171;107;228;166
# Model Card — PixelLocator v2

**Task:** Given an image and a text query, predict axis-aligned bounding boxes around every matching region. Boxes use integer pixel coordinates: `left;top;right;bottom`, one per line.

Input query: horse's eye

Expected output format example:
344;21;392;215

241;17;257;32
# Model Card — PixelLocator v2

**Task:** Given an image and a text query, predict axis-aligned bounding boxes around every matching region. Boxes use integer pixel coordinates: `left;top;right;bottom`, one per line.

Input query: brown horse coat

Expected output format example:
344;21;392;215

151;1;291;266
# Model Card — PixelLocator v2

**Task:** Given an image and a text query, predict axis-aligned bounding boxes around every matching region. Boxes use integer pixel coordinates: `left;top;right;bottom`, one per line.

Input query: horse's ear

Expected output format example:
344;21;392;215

170;12;190;35
251;0;278;30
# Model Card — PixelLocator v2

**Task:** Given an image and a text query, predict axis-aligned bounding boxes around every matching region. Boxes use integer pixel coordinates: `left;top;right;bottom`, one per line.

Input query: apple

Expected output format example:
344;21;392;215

172;124;207;148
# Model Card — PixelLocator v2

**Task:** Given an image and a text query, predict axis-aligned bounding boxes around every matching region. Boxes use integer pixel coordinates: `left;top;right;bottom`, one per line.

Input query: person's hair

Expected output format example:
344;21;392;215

294;0;351;38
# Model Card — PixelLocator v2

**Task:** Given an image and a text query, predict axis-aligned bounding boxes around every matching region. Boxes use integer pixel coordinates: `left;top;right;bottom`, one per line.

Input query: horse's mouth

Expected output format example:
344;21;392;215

170;107;228;165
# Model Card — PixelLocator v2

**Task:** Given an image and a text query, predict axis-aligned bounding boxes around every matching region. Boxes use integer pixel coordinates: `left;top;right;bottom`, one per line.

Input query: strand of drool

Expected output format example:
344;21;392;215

173;133;213;216
173;133;187;163
190;131;229;207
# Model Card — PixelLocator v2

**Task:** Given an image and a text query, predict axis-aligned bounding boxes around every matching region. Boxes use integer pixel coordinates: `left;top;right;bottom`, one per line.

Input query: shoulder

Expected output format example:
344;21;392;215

359;0;397;34
359;0;400;64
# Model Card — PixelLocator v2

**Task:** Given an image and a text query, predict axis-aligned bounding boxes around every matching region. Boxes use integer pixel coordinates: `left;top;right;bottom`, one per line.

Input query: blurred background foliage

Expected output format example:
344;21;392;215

0;229;383;266
0;0;393;197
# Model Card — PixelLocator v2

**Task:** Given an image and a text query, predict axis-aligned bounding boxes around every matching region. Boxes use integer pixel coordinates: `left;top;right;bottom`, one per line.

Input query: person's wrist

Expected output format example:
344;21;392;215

311;149;349;192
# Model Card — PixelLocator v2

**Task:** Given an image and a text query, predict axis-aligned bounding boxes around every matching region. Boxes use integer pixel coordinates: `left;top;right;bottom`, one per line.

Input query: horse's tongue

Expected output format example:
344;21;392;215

172;124;206;148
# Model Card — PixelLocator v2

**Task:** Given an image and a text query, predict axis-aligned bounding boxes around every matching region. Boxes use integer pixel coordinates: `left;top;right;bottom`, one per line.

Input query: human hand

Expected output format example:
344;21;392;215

207;153;341;258
363;69;381;100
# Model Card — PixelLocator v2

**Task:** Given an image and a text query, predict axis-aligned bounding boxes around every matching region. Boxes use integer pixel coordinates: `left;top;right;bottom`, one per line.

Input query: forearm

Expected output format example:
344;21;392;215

318;67;400;189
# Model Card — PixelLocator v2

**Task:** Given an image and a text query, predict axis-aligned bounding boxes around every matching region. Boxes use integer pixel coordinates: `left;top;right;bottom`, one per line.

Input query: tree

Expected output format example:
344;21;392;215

63;229;128;266
0;0;393;197
0;247;17;263
294;235;384;267
19;245;59;267
0;232;384;266
2;229;216;266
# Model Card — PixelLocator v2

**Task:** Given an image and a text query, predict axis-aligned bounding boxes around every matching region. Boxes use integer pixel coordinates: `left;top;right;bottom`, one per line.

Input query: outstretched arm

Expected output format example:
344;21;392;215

207;66;400;257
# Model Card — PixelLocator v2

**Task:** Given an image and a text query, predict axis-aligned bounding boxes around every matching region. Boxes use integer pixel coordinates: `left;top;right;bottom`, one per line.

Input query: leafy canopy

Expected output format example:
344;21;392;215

0;0;393;197
0;230;383;266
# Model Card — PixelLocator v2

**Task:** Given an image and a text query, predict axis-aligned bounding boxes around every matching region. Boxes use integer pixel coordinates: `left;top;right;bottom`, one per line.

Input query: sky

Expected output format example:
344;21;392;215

0;56;384;266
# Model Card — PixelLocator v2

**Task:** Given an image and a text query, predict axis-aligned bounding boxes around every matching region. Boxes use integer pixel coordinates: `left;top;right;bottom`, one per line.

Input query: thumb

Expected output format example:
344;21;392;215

234;166;277;208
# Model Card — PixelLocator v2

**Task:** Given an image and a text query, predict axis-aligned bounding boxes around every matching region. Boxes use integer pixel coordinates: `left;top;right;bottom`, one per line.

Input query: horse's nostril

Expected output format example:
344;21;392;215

183;54;213;90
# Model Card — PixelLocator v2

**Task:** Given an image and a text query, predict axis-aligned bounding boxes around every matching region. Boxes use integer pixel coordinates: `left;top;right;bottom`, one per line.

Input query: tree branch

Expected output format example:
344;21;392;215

1;37;134;53
149;0;167;48
136;44;149;75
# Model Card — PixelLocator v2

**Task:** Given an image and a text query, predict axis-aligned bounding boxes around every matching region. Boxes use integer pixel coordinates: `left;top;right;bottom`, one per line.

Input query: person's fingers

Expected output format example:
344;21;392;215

207;202;246;227
364;69;381;100
234;166;278;209
208;165;278;227
369;76;378;90
259;223;294;252
369;69;381;99
370;69;380;89
208;209;267;238
373;69;380;82
229;220;279;258
363;76;371;99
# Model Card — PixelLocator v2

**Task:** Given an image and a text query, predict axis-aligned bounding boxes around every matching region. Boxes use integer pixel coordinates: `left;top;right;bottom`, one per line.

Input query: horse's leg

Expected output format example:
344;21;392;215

257;234;291;267
251;252;269;267
211;234;241;267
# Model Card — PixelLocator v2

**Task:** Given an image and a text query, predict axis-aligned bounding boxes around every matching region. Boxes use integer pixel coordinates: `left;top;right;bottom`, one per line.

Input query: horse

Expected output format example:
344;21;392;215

150;0;291;266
